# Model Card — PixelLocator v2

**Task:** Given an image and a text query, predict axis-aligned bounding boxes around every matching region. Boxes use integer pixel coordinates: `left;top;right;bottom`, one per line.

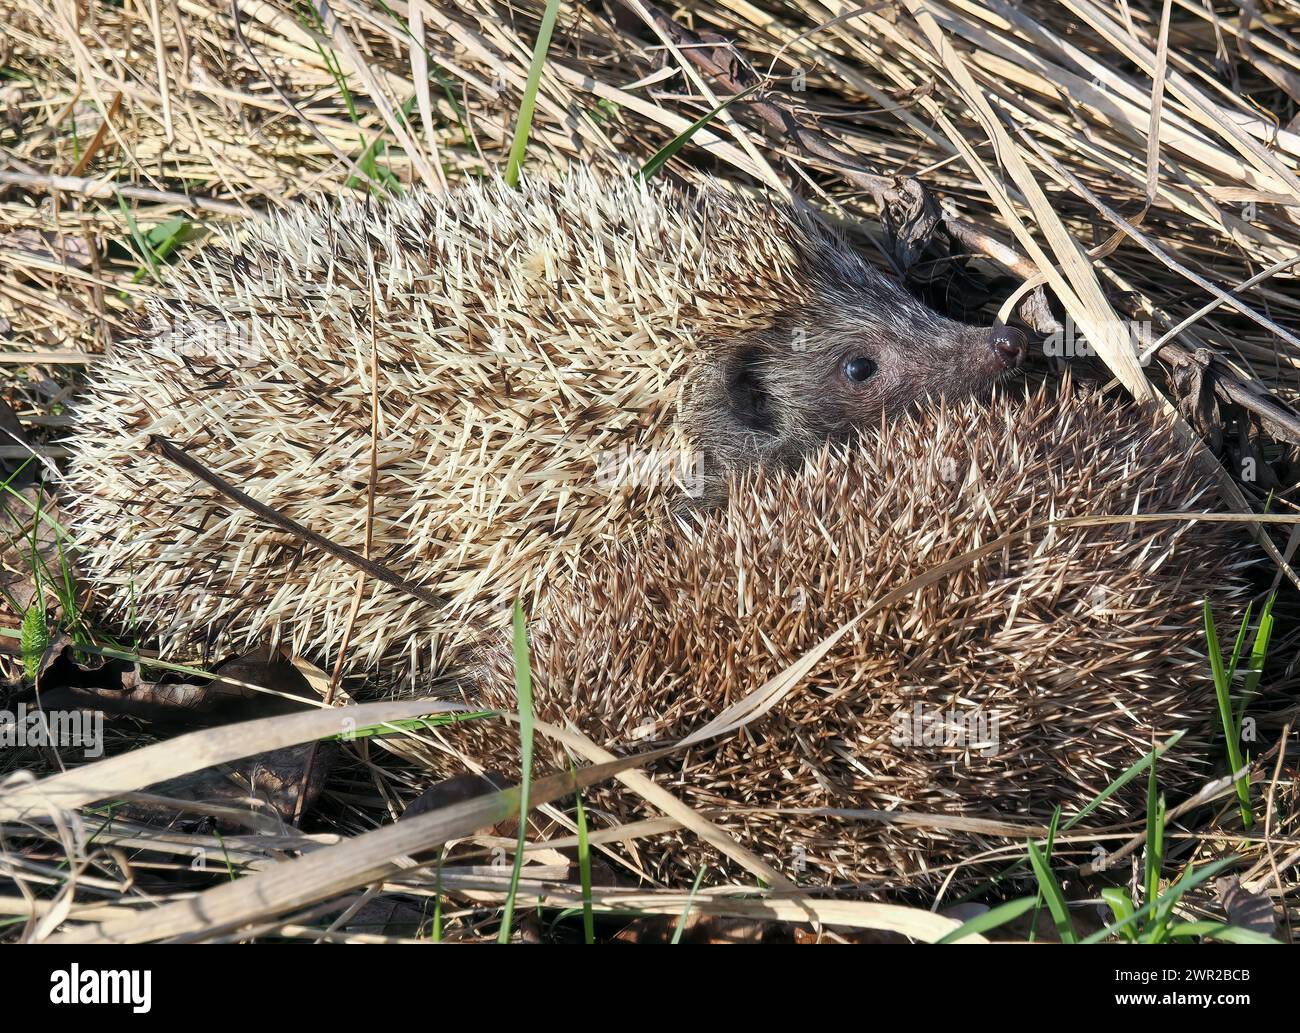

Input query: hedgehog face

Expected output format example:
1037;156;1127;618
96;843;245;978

686;305;1026;488
806;315;1028;435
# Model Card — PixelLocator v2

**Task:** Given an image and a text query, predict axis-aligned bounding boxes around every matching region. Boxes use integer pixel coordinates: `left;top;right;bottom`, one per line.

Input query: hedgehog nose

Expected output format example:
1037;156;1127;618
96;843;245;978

990;325;1027;368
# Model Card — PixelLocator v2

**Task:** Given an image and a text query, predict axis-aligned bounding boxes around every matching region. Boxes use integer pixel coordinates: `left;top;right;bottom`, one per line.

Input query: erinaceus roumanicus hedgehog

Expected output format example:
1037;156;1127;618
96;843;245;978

63;170;1023;680
445;380;1249;890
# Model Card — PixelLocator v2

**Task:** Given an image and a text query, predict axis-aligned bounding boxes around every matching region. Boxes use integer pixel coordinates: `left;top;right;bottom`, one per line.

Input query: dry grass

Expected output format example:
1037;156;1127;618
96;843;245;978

1;0;1299;942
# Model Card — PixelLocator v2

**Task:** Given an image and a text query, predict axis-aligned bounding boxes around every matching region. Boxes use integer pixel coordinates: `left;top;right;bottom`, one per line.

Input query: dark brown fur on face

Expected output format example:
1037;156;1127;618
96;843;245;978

681;208;1027;493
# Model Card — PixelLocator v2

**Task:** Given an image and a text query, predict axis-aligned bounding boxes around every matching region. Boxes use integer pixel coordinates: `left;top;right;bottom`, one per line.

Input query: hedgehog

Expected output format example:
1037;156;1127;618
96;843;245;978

62;169;1025;682
436;380;1251;891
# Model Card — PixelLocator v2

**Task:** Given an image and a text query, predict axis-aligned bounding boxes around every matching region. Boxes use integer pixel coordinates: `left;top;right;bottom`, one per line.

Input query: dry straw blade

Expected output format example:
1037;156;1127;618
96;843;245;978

0;699;472;821
28;617;965;942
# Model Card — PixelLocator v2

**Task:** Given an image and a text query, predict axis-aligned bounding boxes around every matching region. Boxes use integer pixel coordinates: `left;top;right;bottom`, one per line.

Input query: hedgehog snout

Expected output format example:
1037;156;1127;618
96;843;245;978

989;325;1027;370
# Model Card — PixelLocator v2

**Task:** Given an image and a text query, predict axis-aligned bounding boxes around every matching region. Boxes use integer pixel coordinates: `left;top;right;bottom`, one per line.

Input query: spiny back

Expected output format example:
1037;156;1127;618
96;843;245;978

62;171;833;682
457;381;1250;888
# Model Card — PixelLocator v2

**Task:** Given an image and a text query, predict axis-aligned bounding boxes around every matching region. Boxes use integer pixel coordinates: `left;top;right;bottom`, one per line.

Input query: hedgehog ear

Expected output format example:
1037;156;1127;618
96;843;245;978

724;347;775;434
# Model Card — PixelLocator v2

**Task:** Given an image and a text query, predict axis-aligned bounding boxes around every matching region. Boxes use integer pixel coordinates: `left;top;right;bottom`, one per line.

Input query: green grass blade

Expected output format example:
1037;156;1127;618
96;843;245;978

671;867;707;944
53;535;83;643
574;783;595;945
1225;600;1253;681
431;850;445;943
1025;840;1077;944
1204;599;1253;828
504;0;561;188
0;476;72;538
1143;757;1163;909
1164;921;1279;944
935;897;1038;944
497;599;536;943
328;713;495;741
954;732;1184;904
0;485;64;622
116;194;169;285
1237;592;1275;726
1061;730;1183;831
370;0;470;140
1100;887;1138;942
1027;806;1061;944
637;82;762;182
1082;856;1239;943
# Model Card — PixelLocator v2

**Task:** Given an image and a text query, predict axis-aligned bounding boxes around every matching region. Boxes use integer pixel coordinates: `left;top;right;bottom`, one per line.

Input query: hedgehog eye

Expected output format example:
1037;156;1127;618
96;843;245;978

842;356;877;383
